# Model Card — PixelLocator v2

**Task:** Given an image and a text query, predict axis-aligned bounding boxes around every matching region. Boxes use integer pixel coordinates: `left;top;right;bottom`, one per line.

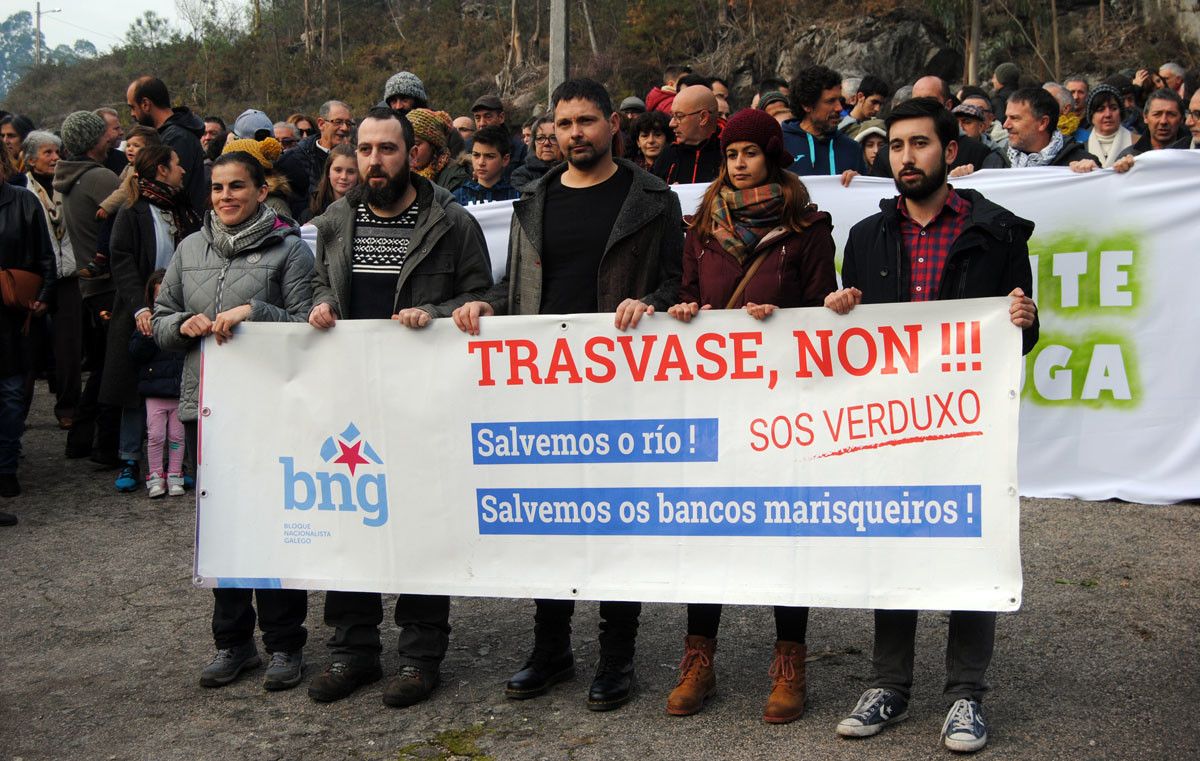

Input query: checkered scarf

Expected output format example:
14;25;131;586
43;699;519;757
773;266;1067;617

710;183;785;263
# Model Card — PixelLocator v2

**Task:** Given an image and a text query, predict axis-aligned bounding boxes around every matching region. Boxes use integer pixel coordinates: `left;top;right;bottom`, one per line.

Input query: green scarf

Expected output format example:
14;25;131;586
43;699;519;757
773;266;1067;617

710;183;785;263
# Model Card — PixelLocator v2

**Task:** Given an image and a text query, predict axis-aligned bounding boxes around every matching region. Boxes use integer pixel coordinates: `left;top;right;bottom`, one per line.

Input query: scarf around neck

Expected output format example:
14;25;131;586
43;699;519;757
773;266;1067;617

138;177;201;246
415;150;450;181
710;183;786;263
1088;126;1134;168
206;205;280;258
1008;130;1066;168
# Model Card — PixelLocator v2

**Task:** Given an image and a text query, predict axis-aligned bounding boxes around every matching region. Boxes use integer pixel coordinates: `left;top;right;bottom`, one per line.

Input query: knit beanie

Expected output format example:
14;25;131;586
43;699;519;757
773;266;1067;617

405;108;451;150
1085;84;1123;122
384;71;429;108
60;110;107;158
994;62;1020;88
223;137;283;168
720;107;792;167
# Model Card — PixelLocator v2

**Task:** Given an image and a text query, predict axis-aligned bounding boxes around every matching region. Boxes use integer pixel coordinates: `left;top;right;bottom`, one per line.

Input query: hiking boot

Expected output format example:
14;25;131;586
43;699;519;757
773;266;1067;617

382;664;440;707
763;640;806;724
587;653;636;711
307;660;383;703
263;650;305;691
941;698;988;752
666;635;716;716
146;474;166;499
505;647;575;700
199;641;261;688
167;474;185;497
836;687;909;737
0;474;20;498
114;460;140;492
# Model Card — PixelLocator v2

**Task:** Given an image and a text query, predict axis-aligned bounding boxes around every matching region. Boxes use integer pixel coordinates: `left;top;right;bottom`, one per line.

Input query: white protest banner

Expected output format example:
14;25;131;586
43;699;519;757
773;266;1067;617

463;152;1200;503
196;299;1023;611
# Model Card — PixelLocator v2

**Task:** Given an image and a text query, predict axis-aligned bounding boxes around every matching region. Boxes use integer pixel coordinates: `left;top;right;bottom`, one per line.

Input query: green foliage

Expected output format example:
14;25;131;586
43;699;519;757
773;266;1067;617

0;11;95;101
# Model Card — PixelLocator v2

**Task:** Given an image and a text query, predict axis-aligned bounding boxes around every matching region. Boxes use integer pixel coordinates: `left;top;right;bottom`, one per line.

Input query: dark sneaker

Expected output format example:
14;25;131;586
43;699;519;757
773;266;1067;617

0;474;20;498
0;511;17;526
307;660;383;703
505;648;575;700
941;698;988;752
587;653;636;712
382;664;439;707
836;688;909;737
263;650;305;691
199;642;261;688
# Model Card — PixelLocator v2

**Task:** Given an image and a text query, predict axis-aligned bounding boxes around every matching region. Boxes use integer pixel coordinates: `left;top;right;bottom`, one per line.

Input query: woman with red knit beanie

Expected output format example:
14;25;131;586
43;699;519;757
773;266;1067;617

664;106;838;724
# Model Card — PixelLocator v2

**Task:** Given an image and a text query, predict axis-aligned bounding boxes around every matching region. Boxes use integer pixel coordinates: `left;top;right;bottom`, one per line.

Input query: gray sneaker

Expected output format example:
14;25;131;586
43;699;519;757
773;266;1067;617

263;650;305;691
199;642;261;688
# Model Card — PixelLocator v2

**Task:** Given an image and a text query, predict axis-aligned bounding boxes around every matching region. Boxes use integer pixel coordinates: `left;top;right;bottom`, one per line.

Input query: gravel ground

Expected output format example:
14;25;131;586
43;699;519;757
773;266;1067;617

2;393;1198;761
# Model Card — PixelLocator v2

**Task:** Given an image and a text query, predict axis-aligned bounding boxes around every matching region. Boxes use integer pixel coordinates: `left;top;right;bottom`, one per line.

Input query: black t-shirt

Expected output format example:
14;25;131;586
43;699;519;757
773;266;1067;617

348;200;419;320
539;165;634;315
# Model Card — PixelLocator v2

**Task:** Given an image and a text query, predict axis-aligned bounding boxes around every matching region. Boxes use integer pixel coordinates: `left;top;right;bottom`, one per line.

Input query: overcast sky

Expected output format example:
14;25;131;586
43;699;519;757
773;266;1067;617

35;1;189;52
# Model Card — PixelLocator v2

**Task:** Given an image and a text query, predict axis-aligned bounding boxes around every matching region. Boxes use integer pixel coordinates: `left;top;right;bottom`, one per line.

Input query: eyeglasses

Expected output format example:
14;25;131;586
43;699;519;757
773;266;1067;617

534;135;558;144
297;128;316;137
280;137;299;147
670;109;707;121
1189;110;1200;121
326;119;355;129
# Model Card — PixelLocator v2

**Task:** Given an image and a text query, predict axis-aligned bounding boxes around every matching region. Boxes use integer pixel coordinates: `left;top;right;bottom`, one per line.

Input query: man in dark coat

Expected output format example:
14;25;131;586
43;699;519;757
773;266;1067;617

0;160;56;514
126;76;206;213
825;97;1037;754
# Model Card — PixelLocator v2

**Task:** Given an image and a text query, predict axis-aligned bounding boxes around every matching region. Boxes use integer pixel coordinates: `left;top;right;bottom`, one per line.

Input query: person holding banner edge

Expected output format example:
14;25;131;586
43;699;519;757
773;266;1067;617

824;96;1038;753
152;150;314;691
305;106;493;708
664;106;838;723
452;78;683;711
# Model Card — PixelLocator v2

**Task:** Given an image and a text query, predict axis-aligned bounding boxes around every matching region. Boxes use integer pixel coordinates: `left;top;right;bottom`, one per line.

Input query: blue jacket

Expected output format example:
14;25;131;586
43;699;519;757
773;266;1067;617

129;330;184;399
453;179;519;206
780;120;867;176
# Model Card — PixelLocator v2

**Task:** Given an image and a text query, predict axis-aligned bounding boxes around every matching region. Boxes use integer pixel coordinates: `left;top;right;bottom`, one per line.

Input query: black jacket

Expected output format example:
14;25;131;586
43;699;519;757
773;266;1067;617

1048;140;1098;166
0;182;57;374
652;134;722;185
510;155;558;191
275;135;328;217
1115;129;1192;160
158;108;207;214
129;330;183;398
842;187;1038;355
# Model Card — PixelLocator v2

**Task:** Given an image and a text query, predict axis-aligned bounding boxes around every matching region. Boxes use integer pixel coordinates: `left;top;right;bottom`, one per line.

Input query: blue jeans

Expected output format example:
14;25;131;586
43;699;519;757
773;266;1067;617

118;404;146;462
0;374;26;474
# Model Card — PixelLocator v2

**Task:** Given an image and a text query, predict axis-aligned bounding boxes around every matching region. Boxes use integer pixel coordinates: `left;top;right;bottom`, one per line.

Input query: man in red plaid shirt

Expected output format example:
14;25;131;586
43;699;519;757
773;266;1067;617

824;97;1038;753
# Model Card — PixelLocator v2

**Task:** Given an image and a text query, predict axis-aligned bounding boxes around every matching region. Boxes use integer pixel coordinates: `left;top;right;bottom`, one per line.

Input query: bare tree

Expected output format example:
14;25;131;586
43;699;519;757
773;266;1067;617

580;0;599;60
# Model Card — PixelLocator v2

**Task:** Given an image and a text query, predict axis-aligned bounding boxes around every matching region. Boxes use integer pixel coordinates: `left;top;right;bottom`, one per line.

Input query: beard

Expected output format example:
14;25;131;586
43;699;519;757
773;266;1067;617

564;138;610;170
893;159;948;201
352;164;411;208
134;112;156;128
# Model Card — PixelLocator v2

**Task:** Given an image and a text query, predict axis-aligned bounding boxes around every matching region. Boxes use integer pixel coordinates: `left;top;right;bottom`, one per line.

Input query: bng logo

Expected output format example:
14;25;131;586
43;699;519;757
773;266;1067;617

279;422;388;526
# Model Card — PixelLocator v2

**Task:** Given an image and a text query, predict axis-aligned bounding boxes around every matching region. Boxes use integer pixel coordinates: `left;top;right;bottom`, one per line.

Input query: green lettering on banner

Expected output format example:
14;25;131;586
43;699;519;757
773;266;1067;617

1022;331;1140;409
1028;232;1141;317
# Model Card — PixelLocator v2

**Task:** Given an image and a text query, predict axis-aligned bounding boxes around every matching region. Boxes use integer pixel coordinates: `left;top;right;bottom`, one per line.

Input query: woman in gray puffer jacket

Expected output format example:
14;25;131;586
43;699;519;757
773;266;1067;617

152;151;313;692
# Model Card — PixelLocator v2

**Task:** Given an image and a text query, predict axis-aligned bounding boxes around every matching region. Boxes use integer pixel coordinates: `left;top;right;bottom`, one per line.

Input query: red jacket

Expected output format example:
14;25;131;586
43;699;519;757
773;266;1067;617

679;209;837;309
646;86;676;114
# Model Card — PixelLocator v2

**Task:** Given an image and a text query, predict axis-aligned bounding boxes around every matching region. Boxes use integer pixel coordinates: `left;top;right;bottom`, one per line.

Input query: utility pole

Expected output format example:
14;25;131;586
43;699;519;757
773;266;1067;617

549;0;569;100
34;3;63;67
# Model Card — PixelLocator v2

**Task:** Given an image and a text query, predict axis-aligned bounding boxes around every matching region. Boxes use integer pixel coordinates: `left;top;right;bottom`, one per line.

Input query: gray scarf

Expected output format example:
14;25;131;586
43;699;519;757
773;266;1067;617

205;205;279;258
1008;130;1066;168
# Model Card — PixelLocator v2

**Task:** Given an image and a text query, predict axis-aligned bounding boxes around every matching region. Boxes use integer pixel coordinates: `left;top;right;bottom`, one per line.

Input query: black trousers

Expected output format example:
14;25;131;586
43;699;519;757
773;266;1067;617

533;599;641;658
211;587;308;653
871;609;996;702
65;292;118;456
52;278;81;421
322;591;450;670
686;603;809;643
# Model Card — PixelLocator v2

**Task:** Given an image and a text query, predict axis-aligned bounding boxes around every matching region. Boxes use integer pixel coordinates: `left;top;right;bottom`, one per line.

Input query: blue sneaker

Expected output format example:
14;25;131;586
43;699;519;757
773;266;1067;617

941;698;988;752
183;473;195;490
114;460;140;492
836;688;909;737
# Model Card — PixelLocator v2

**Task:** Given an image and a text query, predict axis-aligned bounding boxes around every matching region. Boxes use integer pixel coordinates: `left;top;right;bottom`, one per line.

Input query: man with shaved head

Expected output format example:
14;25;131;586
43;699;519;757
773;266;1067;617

651;85;722;184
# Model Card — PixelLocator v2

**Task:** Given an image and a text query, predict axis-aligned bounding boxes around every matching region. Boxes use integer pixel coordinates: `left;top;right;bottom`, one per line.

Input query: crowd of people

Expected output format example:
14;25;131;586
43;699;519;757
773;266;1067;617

1;55;1196;754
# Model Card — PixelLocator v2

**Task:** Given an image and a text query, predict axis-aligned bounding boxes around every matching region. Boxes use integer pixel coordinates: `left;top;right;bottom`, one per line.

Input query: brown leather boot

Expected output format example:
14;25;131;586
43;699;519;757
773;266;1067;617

763;640;806;724
665;635;716;716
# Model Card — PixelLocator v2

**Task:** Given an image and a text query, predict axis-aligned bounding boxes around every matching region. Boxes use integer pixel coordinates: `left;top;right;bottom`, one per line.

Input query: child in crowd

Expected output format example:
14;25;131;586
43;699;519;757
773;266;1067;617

128;270;185;498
